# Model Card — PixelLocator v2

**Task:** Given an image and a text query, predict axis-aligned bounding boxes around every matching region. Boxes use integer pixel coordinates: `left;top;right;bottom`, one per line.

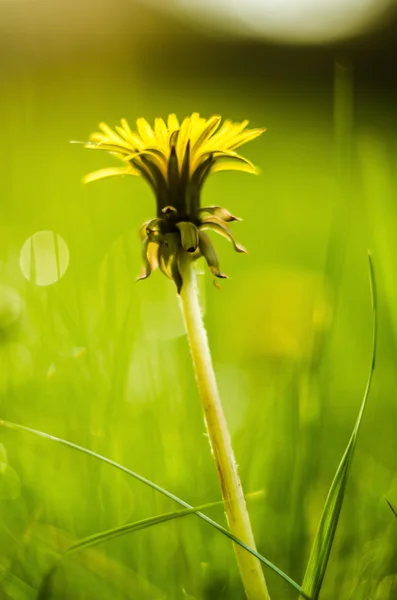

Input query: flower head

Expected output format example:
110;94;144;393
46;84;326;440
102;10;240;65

84;113;265;292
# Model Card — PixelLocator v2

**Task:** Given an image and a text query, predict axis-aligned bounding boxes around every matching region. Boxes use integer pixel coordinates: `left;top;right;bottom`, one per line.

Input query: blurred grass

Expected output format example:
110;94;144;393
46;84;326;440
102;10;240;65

301;253;376;600
1;17;397;600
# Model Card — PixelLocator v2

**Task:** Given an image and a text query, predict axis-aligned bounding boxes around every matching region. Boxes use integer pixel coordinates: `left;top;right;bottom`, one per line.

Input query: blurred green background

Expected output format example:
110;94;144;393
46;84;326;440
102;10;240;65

1;1;397;598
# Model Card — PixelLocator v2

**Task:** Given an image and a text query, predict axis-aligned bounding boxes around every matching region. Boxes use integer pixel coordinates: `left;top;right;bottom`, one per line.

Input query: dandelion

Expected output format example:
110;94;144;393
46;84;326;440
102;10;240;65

84;113;265;292
83;113;269;600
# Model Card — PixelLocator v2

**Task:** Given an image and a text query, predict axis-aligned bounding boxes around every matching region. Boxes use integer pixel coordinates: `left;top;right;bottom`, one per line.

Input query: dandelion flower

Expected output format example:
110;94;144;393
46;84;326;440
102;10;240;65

84;113;265;292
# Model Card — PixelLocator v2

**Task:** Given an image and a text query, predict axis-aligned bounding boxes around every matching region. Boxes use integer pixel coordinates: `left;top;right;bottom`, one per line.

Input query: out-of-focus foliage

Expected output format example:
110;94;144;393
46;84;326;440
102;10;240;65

1;1;397;599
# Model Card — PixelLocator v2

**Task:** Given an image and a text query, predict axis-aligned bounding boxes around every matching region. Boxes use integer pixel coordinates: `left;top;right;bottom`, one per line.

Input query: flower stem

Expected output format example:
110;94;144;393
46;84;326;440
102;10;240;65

178;253;270;600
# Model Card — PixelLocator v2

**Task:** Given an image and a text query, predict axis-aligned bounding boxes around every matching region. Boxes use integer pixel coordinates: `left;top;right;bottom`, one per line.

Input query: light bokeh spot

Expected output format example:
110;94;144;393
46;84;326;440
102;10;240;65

158;0;391;43
20;231;69;286
0;285;22;331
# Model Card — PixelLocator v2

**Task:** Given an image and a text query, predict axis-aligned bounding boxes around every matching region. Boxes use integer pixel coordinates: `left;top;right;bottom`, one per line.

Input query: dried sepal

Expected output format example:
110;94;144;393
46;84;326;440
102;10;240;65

146;218;169;244
158;234;183;293
138;219;152;241
171;253;183;295
158;243;172;280
176;222;199;253
137;239;158;281
199;219;247;254
162;206;178;216
198;206;241;222
198;231;228;279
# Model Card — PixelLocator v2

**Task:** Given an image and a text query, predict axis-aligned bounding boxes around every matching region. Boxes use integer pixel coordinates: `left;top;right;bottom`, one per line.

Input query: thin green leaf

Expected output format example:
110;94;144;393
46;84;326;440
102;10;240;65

301;252;377;600
0;419;306;597
69;500;224;555
37;500;224;599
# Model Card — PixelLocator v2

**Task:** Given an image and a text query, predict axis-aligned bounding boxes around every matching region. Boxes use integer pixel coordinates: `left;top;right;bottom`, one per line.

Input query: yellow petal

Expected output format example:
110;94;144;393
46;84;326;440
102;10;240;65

90;132;110;143
228;128;266;150
203;120;250;151
191;115;221;152
211;160;259;175
115;127;143;150
167;113;180;133
98;122;125;145
119;119;146;149
193;149;257;174
176;117;192;168
120;118;134;138
136;118;155;145
85;140;133;155
189;114;207;142
82;166;139;184
124;148;168;179
205;119;234;147
189;112;201;126
154;117;169;152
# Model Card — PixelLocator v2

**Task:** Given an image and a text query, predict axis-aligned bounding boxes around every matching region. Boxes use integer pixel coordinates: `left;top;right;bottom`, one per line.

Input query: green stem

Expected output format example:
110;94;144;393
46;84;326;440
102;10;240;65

178;253;270;600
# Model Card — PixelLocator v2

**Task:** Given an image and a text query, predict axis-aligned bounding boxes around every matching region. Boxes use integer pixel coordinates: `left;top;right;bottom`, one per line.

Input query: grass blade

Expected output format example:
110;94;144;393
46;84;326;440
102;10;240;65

68;500;224;554
37;500;224;599
0;418;305;597
385;499;397;519
301;252;377;599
